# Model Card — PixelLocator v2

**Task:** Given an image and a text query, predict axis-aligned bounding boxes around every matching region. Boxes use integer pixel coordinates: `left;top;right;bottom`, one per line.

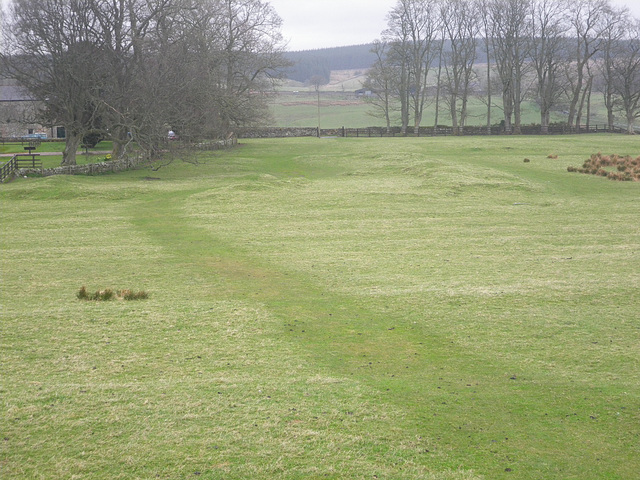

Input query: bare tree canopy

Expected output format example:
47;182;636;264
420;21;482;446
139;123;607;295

369;0;640;134
0;0;289;164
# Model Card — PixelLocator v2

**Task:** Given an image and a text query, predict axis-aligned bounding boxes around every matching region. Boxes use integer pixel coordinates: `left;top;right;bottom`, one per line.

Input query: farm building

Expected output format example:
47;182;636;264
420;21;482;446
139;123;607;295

0;79;61;139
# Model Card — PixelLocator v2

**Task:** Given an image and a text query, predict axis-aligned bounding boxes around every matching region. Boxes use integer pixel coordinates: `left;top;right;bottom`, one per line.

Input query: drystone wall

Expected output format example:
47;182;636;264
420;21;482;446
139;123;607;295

237;127;322;138
17;154;149;178
14;137;238;179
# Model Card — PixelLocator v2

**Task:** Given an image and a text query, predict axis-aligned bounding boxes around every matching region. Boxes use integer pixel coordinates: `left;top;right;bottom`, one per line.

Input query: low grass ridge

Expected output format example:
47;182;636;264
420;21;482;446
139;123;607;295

1;135;639;479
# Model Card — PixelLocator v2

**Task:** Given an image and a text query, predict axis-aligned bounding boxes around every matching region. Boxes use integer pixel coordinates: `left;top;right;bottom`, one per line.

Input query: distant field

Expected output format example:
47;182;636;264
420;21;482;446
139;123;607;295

269;91;610;128
0;141;113;168
1;135;639;479
271;70;611;128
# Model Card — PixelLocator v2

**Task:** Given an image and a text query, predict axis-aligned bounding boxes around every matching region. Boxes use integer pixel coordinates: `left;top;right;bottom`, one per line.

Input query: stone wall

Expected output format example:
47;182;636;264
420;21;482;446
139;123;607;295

236;125;627;138
17;154;150;178
197;136;238;149
237;127;321;138
14;136;238;179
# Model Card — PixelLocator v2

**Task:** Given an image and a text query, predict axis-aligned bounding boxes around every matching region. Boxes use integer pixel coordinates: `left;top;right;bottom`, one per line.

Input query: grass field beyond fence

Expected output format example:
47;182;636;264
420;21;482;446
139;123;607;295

0;141;114;168
1;135;639;479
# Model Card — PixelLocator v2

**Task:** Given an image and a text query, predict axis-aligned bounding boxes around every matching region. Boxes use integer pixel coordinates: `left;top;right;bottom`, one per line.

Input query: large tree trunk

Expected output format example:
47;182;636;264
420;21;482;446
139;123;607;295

576;75;592;133
503;90;513;134
61;132;82;166
586;82;592;131
450;94;459;135
434;62;443;134
541;110;550;134
111;126;130;159
567;69;583;131
413;83;422;131
486;60;492;135
513;69;522;135
627;113;636;134
460;93;468;131
607;100;615;130
513;101;522;135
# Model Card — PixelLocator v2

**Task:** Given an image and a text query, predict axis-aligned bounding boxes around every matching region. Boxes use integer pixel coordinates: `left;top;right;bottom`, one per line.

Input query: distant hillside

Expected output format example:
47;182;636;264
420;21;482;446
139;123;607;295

282;41;490;85
283;44;377;84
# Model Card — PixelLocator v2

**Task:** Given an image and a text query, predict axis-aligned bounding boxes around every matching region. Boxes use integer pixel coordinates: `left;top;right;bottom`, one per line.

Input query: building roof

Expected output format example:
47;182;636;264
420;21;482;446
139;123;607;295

0;84;32;102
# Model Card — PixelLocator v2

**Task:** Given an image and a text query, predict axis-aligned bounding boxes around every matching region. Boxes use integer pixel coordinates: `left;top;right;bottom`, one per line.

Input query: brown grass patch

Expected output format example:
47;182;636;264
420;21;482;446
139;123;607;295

568;153;640;181
77;286;149;301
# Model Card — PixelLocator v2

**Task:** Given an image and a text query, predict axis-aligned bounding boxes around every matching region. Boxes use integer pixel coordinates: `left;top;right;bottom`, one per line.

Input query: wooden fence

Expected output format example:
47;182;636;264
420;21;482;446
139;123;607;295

0;136;238;183
238;124;626;139
0;156;16;183
0;153;43;183
338;124;625;138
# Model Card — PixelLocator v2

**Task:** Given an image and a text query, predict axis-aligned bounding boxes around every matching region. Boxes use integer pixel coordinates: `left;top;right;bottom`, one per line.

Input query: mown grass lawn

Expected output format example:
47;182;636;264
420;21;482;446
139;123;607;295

1;135;639;479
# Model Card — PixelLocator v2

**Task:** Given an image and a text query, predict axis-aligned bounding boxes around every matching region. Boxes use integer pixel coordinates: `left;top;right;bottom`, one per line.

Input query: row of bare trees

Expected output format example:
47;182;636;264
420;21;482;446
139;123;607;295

0;0;288;165
364;0;640;135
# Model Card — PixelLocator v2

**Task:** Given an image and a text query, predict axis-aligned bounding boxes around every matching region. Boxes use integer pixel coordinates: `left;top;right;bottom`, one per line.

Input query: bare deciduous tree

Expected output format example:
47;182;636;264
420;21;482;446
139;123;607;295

530;0;570;134
362;40;399;132
1;0;288;164
611;19;640;133
441;0;478;135
385;1;414;134
597;4;629;130
565;0;609;131
489;0;533;134
1;0;110;164
477;0;494;134
385;0;442;134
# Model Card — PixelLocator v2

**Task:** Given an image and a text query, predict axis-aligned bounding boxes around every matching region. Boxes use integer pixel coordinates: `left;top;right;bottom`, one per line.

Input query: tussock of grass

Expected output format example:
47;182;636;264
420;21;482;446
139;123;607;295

568;152;640;180
77;286;148;301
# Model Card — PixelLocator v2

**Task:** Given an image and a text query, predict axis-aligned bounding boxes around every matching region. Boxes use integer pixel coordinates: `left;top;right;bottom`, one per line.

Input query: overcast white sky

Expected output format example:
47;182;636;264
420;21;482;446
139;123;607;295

1;0;639;51
270;0;640;51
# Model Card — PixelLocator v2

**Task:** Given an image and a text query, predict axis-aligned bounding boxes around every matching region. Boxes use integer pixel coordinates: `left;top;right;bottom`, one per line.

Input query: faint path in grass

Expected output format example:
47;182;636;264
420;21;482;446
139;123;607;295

128;187;438;377
125;188;491;478
125;182;638;479
122;136;640;479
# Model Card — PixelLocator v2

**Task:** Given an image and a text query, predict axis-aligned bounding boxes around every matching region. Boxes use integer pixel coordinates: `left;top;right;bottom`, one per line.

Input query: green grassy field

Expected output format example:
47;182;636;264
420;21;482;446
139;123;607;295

1;135;639;479
0;141;113;168
269;92;609;129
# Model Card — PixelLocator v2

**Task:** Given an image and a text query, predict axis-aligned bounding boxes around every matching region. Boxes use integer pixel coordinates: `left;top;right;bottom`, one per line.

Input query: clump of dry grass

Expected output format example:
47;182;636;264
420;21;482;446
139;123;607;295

568;153;640;181
118;289;149;300
77;286;149;301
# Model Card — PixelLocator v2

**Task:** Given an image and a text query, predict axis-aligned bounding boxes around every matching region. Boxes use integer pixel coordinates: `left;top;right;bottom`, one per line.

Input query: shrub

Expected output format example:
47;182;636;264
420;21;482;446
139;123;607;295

82;132;104;148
